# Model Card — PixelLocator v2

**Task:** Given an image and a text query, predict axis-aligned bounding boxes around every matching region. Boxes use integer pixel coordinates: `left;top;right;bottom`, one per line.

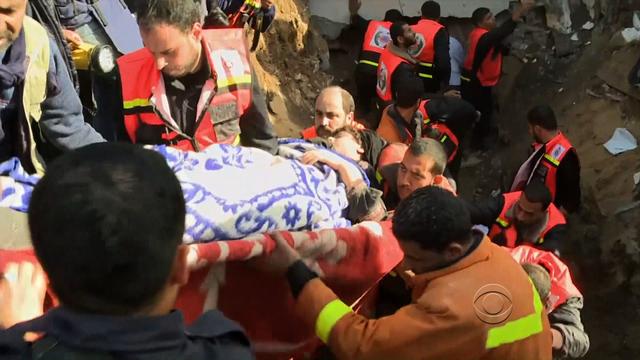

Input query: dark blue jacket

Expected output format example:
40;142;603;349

0;307;255;360
53;0;92;29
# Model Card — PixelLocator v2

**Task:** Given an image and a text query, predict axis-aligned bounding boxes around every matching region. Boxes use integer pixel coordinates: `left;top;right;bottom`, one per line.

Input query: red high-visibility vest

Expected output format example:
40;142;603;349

509;245;583;312
410;19;444;80
376;47;410;102
529;132;576;201
417;100;459;163
489;191;566;248
359;20;392;69
300;122;366;140
118;29;251;151
463;27;502;86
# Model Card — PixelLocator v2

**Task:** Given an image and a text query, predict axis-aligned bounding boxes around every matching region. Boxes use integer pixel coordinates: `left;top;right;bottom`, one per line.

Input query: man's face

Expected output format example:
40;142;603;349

528;123;544;144
481;12;497;30
400;24;417;47
331;132;363;162
140;23;202;78
398;239;465;276
314;90;352;138
0;0;27;52
397;152;436;200
514;194;545;225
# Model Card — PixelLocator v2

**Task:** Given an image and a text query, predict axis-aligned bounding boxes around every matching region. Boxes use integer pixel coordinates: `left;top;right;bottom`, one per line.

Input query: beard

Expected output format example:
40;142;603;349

0;30;17;53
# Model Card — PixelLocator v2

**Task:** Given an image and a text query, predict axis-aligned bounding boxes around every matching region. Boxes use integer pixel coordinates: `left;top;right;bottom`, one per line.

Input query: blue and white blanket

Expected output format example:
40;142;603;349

0;140;368;243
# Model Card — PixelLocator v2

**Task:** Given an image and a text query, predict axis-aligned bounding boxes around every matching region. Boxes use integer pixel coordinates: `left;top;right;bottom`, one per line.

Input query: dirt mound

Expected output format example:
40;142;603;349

249;0;333;137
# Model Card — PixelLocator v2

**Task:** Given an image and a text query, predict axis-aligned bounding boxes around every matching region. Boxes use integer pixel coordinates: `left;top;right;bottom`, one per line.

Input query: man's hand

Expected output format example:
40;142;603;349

0;262;47;330
512;0;535;21
262;0;274;9
251;232;302;275
349;0;362;15
551;328;564;350
63;29;83;48
443;89;461;98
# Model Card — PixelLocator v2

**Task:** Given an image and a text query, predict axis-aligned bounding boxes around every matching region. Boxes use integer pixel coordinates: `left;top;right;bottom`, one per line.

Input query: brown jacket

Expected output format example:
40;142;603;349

295;236;552;360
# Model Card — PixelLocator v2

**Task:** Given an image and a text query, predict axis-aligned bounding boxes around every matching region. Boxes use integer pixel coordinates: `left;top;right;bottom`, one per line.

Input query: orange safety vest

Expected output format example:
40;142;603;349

462;27;502;87
410;19;444;81
118;29;252;152
417;100;459;163
376;47;410;102
529;132;575;201
509;245;583;312
489;191;566;248
359;20;392;69
300;121;367;140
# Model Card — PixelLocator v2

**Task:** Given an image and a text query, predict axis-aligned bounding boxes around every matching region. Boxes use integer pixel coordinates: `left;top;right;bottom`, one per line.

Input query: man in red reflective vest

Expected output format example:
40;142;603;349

511;246;590;359
301;86;366;140
375;21;419;118
461;2;533;150
113;0;277;154
511;105;581;214
376;76;476;179
349;0;403;119
409;1;451;94
465;181;567;255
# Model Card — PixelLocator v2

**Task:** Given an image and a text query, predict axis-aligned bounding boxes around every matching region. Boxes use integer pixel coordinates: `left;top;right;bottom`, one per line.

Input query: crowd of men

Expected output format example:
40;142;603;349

0;0;589;359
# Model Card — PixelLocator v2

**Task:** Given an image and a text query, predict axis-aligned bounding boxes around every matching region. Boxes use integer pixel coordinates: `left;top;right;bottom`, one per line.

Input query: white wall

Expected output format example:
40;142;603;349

310;0;511;25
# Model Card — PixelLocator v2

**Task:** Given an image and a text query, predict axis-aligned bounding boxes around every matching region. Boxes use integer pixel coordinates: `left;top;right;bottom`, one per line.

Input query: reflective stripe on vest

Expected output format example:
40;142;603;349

359;21;392;68
410;19;443;80
463;27;502;87
530;132;574;201
485;281;544;349
117;29;252;152
429;123;459;163
22;17;51;175
376;48;410;102
315;299;352;344
489;192;567;248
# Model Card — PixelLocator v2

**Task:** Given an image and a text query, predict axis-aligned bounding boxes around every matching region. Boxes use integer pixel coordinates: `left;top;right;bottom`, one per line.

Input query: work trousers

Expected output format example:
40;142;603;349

462;80;493;150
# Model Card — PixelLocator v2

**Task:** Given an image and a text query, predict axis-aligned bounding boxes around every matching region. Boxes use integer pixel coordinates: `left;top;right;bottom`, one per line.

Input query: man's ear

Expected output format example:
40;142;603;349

444;242;465;260
346;112;355;124
192;22;204;41
169;245;190;287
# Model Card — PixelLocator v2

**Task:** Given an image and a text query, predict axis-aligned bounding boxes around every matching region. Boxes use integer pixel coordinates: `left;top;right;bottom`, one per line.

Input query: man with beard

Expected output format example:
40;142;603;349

111;0;277;154
0;0;104;175
375;21;420;121
464;181;567;255
511;105;581;215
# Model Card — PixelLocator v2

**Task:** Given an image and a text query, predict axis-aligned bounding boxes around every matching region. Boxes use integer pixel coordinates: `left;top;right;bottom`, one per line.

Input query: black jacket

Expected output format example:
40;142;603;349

0;307;254;360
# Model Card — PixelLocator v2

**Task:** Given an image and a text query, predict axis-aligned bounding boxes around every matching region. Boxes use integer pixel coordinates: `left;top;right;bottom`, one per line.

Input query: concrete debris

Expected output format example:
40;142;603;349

582;21;595;30
634;172;640;186
604;128;638;155
571;33;579;41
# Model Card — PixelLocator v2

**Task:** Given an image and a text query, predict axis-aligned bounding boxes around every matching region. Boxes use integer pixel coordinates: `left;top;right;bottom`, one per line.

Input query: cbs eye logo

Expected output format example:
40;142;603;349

473;284;513;324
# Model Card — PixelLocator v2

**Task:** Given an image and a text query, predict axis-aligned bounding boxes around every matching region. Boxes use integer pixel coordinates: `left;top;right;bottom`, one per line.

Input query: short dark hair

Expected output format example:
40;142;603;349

136;0;202;33
29;143;186;315
390;21;408;46
394;75;424;108
392;186;472;251
523;181;553;210
408;138;447;176
472;7;491;26
384;9;404;22
421;1;441;19
527;105;558;131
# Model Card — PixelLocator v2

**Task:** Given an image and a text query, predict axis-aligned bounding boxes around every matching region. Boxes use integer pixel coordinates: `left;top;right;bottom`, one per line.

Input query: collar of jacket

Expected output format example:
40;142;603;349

410;232;491;298
387;43;417;64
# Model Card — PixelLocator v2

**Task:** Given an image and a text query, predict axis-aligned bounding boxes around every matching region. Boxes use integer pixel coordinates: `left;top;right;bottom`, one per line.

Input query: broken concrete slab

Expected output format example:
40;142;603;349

597;45;640;101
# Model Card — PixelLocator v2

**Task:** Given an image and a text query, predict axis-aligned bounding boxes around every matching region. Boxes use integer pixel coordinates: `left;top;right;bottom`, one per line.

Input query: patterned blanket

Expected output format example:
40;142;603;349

0;140;369;242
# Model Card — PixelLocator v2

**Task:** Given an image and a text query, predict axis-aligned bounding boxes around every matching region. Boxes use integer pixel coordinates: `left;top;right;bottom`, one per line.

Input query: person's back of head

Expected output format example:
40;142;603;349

527;105;558;131
523;181;553;211
384;9;404;23
392;186;473;261
421;1;441;20
28;143;186;316
136;0;202;32
522;263;551;301
394;75;424;109
390;20;408;46
472;7;491;26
